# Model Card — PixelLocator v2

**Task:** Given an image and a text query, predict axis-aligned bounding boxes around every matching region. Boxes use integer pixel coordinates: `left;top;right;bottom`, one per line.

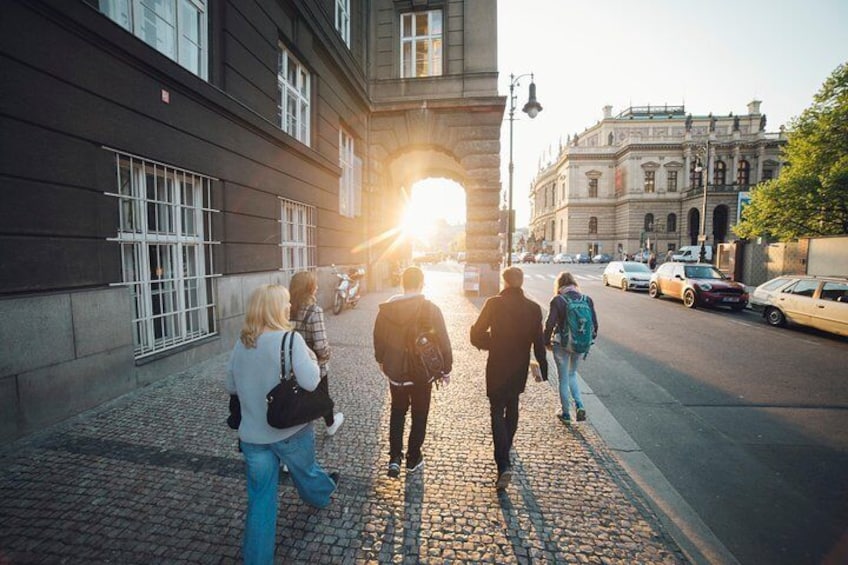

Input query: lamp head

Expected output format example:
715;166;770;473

522;80;543;119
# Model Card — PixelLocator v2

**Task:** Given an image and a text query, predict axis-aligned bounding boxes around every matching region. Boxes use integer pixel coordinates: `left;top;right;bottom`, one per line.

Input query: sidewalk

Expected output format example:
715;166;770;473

0;270;688;564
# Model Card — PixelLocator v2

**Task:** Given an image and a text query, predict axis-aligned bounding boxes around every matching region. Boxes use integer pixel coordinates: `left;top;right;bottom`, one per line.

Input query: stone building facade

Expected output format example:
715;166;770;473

528;102;785;259
0;0;503;442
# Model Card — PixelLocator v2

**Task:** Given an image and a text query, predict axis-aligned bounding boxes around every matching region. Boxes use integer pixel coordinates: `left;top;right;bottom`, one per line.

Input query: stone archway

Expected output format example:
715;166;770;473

367;100;506;295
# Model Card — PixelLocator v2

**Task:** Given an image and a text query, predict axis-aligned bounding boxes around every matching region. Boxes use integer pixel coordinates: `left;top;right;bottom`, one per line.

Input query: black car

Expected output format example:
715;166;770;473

575;253;591;264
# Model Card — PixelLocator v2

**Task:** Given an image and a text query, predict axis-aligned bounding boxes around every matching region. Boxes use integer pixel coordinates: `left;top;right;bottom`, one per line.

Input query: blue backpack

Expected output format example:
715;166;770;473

557;294;594;354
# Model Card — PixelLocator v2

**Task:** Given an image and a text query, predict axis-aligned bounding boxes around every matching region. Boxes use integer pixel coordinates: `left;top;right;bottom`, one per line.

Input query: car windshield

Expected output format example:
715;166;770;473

623;263;651;272
684;265;724;279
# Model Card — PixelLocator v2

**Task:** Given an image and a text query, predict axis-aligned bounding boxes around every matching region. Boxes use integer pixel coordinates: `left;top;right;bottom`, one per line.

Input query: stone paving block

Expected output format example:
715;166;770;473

0;270;688;564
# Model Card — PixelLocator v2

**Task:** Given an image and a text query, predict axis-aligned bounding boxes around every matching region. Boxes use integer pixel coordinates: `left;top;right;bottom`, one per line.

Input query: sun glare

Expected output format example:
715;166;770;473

400;178;465;245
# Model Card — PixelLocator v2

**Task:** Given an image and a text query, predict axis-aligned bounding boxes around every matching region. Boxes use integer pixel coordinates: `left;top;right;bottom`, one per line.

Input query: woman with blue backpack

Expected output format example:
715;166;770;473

543;272;599;425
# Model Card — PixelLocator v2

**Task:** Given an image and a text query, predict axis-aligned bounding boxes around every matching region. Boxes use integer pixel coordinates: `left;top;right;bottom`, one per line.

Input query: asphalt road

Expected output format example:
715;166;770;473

505;261;848;565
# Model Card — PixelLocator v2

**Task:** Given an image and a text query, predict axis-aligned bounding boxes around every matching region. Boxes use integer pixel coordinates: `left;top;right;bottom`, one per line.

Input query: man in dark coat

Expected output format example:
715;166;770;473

470;266;548;490
374;266;452;478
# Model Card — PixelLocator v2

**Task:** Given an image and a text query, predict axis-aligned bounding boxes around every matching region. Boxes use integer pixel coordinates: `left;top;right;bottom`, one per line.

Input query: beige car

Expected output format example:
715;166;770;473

751;275;848;337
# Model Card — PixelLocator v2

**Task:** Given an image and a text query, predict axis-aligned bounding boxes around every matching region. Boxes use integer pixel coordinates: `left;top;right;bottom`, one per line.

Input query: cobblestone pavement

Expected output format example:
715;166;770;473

0;270;688;564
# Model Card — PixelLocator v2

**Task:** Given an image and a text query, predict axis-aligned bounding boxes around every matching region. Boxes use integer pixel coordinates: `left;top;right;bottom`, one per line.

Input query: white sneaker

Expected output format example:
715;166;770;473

326;412;345;436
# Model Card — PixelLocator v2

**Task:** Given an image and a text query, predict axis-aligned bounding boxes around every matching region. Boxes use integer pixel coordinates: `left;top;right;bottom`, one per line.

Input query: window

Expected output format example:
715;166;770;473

335;0;350;46
667;213;677;232
784;279;818;298
99;0;208;79
339;128;361;218
644;213;654;232
588;178;598;198
667;170;678;192
589;217;598;234
280;198;316;281
644;170;655;193
714;160;726;185
820;281;848;302
278;45;311;144
762;168;774;182
690;161;702;188
737;159;750;186
400;10;443;78
106;150;218;359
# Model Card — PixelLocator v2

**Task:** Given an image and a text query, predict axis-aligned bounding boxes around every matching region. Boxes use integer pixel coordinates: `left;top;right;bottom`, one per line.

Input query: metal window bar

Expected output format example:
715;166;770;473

279;197;317;284
104;149;219;358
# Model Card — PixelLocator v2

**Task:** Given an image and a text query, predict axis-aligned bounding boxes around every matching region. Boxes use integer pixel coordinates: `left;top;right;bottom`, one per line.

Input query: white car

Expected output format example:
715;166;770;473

535;253;553;263
751;275;848;337
603;261;653;291
553;253;574;264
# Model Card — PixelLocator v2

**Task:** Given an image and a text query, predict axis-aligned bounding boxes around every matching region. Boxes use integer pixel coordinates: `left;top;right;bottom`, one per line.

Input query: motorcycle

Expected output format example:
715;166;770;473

332;265;364;315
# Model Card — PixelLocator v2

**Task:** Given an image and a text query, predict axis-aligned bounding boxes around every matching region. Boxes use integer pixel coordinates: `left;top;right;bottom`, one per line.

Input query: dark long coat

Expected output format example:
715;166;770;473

470;286;549;401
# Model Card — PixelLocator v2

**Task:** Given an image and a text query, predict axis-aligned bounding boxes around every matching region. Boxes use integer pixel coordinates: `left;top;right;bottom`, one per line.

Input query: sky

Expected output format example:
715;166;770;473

495;0;848;227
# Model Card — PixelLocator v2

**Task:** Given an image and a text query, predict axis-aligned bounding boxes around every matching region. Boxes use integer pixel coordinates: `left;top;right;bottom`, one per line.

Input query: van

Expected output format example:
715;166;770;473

672;245;712;262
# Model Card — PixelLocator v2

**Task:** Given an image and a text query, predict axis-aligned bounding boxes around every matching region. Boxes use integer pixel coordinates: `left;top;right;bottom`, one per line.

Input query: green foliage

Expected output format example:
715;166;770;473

735;62;848;240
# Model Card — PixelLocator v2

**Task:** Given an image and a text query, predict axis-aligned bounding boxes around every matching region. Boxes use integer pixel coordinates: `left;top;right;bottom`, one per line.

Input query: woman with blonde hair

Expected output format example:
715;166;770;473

543;272;599;425
225;284;337;564
289;271;344;435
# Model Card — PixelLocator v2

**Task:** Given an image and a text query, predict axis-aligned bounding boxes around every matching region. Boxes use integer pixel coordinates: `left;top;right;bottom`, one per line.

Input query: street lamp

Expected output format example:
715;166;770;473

506;73;542;266
693;138;710;263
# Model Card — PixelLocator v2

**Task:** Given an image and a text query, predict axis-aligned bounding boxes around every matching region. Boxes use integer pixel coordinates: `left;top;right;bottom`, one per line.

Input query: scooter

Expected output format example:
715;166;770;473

332;265;364;315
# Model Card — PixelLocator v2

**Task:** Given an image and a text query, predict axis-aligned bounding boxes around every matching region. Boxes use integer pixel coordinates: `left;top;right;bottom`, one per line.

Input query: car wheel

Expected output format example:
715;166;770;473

765;306;786;327
621;278;628;291
649;283;660;298
683;289;697;308
602;275;608;287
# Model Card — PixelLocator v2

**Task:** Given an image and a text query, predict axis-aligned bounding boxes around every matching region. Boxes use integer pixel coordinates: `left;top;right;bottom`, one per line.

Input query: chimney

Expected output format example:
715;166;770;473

747;100;762;115
603;105;613;119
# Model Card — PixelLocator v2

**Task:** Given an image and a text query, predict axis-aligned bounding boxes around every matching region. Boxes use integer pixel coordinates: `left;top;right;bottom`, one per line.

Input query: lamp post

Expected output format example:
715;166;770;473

506;73;542;266
693;138;710;263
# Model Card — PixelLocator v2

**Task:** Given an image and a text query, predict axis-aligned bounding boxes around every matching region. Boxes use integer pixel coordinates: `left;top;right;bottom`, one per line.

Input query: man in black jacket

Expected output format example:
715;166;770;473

374;266;452;478
470;266;549;490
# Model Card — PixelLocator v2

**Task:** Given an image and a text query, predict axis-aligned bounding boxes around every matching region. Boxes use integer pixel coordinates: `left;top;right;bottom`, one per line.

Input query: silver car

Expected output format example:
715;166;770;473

603;261;653;291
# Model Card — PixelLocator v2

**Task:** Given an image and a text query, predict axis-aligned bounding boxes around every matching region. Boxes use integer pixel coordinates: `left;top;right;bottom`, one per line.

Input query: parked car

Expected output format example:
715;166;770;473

649;262;748;309
575;253;591;264
535;253;553;264
519;251;536;263
592;253;612;264
510;252;521;264
553;253;574;264
750;275;848;337
603;261;653;291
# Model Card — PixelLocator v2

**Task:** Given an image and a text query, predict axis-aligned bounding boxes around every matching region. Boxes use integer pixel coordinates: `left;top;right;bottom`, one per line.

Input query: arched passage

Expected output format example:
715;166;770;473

713;205;729;244
688;208;700;245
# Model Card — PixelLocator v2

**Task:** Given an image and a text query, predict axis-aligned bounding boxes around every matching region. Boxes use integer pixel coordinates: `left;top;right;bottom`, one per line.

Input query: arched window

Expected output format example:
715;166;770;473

644;213;654;232
667;213;677;232
714;160;726;185
737;159;750;186
589;217;598;234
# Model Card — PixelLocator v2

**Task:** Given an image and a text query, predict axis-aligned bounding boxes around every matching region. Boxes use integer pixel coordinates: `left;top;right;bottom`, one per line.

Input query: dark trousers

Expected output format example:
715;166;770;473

317;375;334;427
489;394;520;473
389;383;432;461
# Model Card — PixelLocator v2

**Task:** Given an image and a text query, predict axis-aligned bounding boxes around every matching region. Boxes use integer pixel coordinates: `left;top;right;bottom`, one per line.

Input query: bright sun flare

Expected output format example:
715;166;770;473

400;179;465;244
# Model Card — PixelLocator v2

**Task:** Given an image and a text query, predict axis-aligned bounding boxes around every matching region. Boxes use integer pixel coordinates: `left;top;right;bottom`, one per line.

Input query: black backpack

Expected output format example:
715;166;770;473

406;301;446;385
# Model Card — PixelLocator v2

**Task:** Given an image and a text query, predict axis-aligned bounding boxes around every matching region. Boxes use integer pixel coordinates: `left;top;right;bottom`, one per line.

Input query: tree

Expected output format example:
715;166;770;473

734;62;848;240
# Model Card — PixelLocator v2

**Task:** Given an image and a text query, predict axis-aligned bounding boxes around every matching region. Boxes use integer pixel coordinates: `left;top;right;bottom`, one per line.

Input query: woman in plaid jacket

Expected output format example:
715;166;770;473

290;271;345;436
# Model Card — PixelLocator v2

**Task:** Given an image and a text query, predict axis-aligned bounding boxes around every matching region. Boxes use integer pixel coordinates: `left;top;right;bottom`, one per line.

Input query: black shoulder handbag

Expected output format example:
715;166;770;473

266;331;333;429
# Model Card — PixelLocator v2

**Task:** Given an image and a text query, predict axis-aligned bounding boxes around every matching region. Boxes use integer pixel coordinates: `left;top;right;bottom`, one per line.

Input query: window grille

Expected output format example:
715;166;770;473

105;149;219;359
339;129;360;218
279;197;317;283
667;170;678;192
335;0;350;46
400;10;443;78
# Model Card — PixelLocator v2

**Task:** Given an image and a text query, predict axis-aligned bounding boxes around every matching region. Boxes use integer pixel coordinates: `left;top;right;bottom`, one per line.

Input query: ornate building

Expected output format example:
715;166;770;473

528;102;785;258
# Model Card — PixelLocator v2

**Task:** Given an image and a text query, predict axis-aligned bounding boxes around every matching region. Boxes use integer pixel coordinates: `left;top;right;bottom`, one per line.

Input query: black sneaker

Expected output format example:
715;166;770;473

406;454;424;473
387;456;402;478
496;467;512;490
558;413;571;425
576;408;587;422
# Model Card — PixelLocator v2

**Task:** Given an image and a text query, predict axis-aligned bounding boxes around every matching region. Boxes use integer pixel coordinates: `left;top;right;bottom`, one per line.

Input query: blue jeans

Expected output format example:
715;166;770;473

553;345;584;417
240;425;336;565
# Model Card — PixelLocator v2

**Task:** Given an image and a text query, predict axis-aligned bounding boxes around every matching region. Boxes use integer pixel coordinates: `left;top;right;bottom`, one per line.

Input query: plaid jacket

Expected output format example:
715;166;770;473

292;303;330;378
